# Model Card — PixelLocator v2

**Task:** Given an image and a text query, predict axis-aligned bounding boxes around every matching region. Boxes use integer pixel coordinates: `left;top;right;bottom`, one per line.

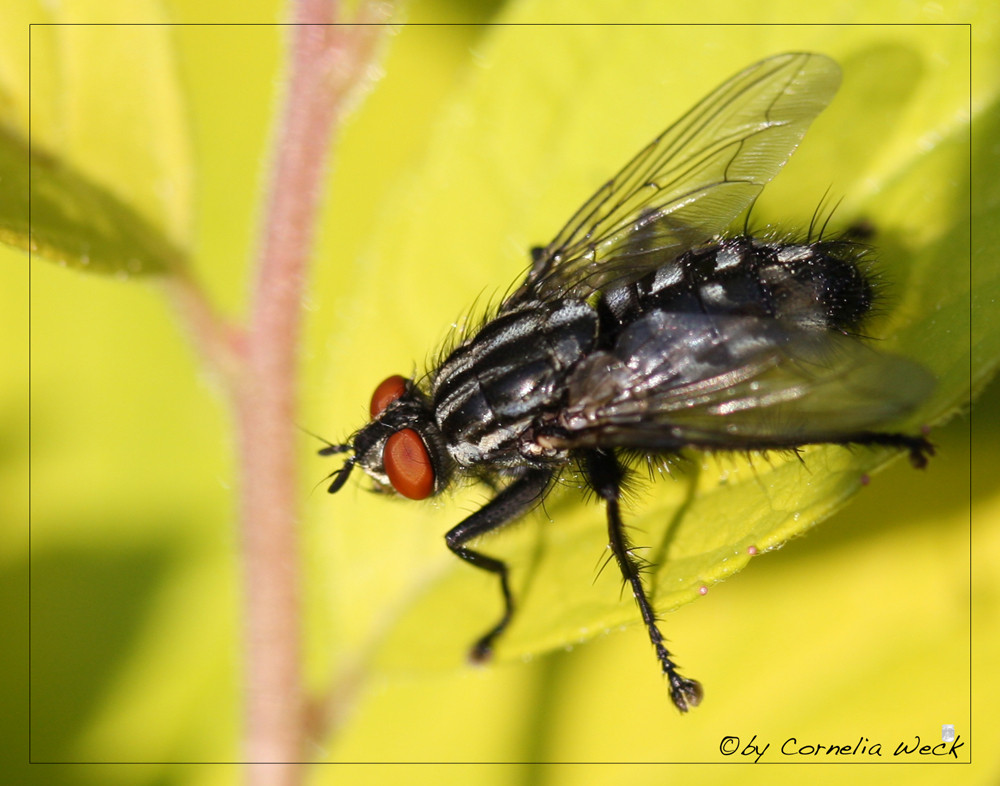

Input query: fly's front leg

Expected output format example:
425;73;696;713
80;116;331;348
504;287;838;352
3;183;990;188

585;448;704;713
445;468;553;662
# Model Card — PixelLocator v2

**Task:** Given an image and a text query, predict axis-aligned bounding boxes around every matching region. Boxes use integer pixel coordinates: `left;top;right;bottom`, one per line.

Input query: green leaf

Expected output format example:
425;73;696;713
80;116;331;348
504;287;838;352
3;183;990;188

1;126;186;275
1;7;192;276
323;20;989;683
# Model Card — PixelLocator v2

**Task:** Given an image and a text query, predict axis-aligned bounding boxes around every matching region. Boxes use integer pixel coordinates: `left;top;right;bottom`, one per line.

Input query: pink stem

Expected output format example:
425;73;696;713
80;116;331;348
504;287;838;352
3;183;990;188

232;0;391;776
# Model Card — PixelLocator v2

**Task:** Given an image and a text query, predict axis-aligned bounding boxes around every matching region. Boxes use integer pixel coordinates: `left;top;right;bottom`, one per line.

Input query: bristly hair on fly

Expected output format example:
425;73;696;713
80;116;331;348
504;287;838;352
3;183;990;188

320;52;935;714
421;288;506;390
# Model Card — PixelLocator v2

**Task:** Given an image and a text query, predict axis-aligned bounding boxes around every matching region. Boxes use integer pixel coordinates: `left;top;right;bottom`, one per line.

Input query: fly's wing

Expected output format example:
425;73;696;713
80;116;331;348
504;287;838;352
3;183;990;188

507;52;841;307
555;312;934;451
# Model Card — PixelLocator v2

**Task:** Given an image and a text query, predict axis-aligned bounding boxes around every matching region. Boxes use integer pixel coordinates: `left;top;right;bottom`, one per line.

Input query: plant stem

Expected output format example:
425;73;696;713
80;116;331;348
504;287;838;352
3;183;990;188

229;0;392;776
165;3;391;775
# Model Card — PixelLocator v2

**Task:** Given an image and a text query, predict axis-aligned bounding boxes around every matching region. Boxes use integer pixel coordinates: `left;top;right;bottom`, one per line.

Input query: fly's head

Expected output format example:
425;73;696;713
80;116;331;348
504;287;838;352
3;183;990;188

322;375;452;500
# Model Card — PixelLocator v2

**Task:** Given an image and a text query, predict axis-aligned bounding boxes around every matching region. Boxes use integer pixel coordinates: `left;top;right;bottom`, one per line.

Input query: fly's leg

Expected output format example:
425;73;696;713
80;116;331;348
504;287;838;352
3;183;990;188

833;431;934;469
684;432;934;469
585;448;703;713
445;468;552;662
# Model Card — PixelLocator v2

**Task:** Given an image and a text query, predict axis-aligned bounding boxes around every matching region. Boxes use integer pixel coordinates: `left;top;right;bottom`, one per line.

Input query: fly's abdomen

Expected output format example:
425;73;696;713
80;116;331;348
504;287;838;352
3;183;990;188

601;236;874;333
431;299;598;465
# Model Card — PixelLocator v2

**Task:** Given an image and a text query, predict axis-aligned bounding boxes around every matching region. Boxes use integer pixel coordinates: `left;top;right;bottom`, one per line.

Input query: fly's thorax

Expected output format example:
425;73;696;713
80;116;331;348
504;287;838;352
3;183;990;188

601;235;875;333
429;298;600;468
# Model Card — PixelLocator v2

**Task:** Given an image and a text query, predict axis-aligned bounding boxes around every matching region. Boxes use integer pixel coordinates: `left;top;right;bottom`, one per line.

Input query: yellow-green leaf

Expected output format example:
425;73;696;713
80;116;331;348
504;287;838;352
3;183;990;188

1;6;193;275
1;126;186;275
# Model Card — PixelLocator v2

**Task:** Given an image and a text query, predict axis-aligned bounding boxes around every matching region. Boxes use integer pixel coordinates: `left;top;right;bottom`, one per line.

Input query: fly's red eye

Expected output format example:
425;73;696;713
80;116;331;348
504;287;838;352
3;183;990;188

383;429;434;500
370;374;408;418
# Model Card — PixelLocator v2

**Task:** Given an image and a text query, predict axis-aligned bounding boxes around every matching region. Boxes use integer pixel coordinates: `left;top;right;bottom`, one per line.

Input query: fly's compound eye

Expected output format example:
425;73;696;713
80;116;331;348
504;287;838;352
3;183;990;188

370;374;408;418
383;428;434;500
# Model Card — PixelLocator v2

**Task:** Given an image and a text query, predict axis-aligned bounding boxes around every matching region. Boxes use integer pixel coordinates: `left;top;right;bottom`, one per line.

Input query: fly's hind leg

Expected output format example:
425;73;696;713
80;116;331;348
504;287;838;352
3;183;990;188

445;468;552;662
836;431;935;469
585;448;704;713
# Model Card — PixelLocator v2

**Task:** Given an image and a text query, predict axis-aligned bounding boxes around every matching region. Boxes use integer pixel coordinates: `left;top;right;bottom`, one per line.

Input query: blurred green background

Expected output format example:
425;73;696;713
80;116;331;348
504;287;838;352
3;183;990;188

6;0;998;784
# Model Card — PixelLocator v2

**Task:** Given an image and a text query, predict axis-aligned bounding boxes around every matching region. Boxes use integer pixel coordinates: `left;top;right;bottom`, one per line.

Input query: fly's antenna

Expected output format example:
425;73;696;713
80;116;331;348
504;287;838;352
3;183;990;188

298;425;356;494
298;424;350;455
317;442;352;456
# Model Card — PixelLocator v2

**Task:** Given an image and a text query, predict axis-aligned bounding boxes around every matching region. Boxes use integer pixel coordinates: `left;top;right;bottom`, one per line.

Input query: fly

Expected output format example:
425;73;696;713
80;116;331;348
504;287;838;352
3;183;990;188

321;52;934;712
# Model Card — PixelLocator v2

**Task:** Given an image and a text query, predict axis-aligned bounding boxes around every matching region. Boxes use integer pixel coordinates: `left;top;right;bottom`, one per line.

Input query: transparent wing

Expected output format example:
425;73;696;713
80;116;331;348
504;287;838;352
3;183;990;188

507;52;841;306
555;312;934;451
